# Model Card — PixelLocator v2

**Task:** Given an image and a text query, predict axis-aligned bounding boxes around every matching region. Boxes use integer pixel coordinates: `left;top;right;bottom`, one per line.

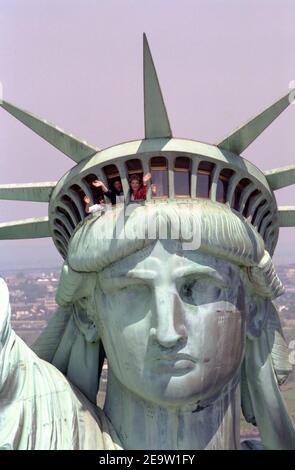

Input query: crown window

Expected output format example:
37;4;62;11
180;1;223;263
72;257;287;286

126;159;143;176
197;161;215;198
103;164;121;185
216;169;235;203
174;157;191;197
150;156;169;198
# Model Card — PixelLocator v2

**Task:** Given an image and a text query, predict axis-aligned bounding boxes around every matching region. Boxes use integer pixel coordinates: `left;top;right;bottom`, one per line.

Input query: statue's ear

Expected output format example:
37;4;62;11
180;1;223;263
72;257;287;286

73;296;100;343
65;280;105;402
65;304;104;403
264;299;293;385
245;293;292;383
245;293;268;339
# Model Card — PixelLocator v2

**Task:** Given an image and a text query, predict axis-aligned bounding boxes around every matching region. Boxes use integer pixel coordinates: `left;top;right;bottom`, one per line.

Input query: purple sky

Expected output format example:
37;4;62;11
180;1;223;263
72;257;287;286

0;0;294;269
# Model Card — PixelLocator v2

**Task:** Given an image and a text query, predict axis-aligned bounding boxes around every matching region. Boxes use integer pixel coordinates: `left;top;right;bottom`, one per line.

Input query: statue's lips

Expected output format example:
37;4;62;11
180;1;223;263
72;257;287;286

154;353;197;374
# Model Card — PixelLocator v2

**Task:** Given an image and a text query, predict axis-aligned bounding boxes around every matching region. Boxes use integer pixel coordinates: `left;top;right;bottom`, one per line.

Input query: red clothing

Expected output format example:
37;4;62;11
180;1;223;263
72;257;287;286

131;185;147;200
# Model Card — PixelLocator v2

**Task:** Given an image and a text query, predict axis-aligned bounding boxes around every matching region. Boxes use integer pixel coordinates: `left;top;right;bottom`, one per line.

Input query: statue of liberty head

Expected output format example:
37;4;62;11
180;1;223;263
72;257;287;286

0;35;294;449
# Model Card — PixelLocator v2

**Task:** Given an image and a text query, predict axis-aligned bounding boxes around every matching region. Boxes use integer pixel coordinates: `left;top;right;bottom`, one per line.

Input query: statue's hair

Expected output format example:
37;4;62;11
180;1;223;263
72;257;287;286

128;173;142;184
68;200;264;269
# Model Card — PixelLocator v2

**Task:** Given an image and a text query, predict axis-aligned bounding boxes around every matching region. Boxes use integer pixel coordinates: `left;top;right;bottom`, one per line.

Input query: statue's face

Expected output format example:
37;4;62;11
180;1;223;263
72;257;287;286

96;240;246;407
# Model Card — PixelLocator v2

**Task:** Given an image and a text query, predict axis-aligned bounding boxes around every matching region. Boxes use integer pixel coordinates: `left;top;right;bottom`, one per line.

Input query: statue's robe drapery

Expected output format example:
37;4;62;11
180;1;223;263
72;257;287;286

0;279;122;450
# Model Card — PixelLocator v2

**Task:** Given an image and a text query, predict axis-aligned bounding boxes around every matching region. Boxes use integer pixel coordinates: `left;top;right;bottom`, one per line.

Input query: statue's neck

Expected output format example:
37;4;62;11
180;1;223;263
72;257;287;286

104;369;241;450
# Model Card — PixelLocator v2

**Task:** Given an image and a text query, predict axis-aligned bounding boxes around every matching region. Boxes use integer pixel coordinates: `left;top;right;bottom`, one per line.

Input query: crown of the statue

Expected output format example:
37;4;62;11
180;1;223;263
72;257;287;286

0;34;294;260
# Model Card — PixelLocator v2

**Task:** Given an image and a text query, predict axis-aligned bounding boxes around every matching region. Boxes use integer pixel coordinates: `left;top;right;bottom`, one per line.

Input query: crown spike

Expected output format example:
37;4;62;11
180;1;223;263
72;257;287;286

264;164;295;191
278;206;295;227
217;90;294;155
0;182;56;202
0;217;50;239
143;33;172;139
0;101;99;162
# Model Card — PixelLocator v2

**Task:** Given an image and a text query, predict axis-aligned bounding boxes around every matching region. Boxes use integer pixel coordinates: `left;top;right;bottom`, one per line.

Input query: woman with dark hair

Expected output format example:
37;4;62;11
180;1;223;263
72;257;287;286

92;179;124;205
129;173;151;201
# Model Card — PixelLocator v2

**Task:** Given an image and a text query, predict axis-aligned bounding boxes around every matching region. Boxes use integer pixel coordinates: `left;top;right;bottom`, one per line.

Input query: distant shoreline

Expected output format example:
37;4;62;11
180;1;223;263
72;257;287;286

1;266;61;275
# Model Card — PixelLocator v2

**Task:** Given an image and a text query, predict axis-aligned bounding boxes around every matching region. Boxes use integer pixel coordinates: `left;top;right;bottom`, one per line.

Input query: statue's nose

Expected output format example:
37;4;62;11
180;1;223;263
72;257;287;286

150;286;187;348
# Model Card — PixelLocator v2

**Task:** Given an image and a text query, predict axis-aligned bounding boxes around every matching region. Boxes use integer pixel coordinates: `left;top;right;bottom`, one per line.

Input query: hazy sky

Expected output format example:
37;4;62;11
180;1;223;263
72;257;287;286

0;0;294;269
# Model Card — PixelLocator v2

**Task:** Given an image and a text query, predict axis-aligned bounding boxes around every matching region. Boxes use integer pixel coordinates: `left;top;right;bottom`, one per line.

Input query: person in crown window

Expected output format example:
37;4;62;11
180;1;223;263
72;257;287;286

92;178;124;205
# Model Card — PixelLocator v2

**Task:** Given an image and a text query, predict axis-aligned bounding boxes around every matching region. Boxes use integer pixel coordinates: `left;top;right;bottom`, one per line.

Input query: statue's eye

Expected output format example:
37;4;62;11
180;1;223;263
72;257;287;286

179;280;198;302
179;279;223;305
181;282;194;299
